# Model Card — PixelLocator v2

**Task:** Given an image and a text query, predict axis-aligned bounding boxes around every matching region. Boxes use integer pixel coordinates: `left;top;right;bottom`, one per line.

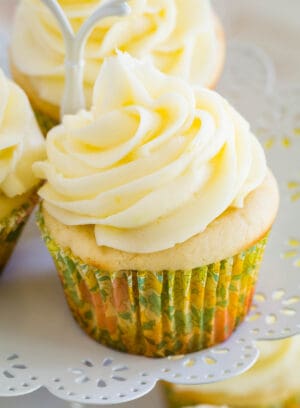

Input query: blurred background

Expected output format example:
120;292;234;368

2;0;300;82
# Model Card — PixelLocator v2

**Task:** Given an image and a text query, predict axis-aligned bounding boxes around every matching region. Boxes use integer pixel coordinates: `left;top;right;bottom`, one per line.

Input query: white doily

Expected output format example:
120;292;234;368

0;36;300;407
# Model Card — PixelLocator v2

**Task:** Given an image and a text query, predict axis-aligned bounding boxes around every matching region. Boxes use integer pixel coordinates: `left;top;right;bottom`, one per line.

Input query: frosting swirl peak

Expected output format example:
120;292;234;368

34;54;267;253
0;69;45;198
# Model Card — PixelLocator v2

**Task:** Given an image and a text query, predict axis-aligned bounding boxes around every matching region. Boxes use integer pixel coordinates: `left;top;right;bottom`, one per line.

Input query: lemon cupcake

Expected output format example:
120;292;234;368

34;53;278;357
165;336;300;408
10;0;225;133
0;68;45;273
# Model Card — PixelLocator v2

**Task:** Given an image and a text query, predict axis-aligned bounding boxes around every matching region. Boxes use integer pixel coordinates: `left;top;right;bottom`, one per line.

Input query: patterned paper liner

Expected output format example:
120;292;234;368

163;383;300;408
0;192;39;274
34;109;59;136
37;210;268;358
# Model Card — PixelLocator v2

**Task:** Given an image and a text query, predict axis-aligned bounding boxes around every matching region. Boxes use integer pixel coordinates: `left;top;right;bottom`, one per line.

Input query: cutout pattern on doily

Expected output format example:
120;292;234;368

218;42;300;151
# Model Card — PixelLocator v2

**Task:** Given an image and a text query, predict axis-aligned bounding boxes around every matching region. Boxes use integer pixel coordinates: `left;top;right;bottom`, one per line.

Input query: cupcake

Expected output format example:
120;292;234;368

164;336;300;407
34;53;278;357
10;0;225;133
0;68;45;273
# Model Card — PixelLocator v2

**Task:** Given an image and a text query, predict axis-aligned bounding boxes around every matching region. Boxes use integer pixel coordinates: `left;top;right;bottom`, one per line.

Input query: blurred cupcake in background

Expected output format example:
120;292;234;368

164;336;300;407
34;53;278;357
10;0;225;133
0;68;45;273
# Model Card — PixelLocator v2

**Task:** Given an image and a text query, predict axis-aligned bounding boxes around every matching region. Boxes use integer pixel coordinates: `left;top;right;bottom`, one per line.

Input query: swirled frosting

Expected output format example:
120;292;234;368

175;336;300;404
34;53;267;253
11;0;221;109
0;69;45;199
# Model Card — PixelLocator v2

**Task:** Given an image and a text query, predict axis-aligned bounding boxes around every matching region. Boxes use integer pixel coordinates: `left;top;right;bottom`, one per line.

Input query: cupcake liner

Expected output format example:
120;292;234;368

285;395;300;408
38;210;268;357
34;109;59;136
0;193;39;274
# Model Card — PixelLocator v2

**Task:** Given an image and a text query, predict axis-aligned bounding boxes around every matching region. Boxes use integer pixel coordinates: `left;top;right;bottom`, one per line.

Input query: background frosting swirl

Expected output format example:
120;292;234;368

34;53;267;253
11;0;221;108
0;69;45;198
175;337;300;402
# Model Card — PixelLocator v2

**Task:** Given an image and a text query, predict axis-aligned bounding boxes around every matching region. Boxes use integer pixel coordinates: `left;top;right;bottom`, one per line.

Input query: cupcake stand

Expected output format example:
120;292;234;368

1;0;300;406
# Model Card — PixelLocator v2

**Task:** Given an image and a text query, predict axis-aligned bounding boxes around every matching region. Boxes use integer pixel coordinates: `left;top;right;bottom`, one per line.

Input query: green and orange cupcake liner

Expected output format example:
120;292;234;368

37;209;268;358
34;109;59;136
0;192;39;273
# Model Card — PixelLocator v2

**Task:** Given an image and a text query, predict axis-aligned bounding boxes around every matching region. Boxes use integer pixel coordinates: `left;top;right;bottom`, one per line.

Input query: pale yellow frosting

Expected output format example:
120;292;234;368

34;54;267;253
0;69;45;200
176;336;300;402
11;0;221;108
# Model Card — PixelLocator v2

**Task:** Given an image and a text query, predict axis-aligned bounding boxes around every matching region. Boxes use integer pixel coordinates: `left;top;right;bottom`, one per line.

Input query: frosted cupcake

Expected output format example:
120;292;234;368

10;0;225;133
165;336;300;407
0;69;45;273
34;53;278;357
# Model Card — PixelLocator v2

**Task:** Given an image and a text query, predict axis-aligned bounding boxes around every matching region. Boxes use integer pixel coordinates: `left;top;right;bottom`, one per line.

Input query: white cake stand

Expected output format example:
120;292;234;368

1;1;300;406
